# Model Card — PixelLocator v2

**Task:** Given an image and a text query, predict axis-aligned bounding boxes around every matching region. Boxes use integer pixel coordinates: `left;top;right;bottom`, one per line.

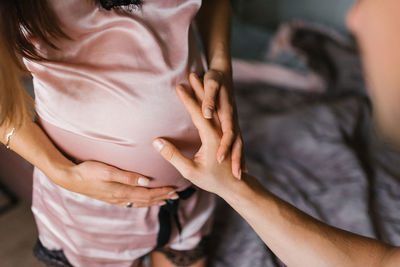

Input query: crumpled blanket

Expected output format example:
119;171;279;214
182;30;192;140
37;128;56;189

209;20;400;267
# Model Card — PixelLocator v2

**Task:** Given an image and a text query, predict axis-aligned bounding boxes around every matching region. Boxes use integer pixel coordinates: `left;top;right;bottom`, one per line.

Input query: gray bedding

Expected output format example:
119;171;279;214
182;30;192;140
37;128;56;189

209;19;400;267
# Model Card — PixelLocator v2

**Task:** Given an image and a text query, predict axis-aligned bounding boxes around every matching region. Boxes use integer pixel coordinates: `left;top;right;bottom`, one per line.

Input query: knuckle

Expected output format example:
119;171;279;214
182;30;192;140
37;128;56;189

103;168;115;181
117;175;129;184
223;129;235;139
206;79;220;90
110;199;121;205
143;191;153;201
146;193;157;201
111;191;124;199
163;147;176;162
110;192;118;200
180;165;193;178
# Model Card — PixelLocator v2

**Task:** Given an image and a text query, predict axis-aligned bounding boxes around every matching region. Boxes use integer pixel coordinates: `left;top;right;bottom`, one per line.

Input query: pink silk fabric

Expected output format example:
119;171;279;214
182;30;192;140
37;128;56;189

24;0;216;266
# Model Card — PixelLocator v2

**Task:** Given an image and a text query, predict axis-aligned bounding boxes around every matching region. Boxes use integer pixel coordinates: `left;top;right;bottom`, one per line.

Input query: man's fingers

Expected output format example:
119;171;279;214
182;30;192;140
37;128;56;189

153;138;194;177
175;85;214;137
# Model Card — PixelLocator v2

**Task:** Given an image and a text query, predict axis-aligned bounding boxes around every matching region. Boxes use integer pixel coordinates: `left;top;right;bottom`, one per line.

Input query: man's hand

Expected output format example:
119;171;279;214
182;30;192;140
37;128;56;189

152;84;239;195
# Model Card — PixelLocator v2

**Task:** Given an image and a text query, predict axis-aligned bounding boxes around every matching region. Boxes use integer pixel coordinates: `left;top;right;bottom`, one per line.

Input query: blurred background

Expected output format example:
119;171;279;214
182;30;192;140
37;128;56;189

233;0;352;32
4;1;400;267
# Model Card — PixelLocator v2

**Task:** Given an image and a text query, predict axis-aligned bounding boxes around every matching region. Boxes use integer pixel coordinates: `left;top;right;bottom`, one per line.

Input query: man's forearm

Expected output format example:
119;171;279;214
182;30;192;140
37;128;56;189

220;174;394;267
196;0;232;73
1;118;74;187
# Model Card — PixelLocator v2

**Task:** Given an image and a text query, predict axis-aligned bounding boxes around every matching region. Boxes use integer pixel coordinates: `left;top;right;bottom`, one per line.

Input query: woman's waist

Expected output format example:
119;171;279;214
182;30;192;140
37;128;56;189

37;116;197;190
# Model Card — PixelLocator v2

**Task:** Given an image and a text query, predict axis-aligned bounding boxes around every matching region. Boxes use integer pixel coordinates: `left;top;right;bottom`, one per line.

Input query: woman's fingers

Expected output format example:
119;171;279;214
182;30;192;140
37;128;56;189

106;169;151;186
119;200;167;208
153;138;194;178
215;85;238;163
189;73;205;102
203;71;222;119
110;184;178;204
71;161;179;208
216;123;234;163
134;186;177;202
231;136;243;179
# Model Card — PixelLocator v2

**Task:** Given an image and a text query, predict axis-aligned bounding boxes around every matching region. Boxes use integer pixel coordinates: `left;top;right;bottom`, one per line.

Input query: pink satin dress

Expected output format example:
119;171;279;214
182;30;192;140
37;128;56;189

23;0;215;266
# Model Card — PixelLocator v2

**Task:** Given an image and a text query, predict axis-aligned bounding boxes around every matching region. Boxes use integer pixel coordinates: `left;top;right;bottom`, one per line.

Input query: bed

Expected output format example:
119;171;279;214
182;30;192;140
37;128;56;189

1;4;400;267
208;14;400;267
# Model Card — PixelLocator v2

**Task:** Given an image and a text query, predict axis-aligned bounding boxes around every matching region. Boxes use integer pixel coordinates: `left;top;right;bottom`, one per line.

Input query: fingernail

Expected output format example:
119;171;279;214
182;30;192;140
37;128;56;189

237;169;242;180
204;108;213;119
170;194;179;200
168;191;176;195
159;201;167;206
153;139;164;151
138;177;150;186
217;154;225;164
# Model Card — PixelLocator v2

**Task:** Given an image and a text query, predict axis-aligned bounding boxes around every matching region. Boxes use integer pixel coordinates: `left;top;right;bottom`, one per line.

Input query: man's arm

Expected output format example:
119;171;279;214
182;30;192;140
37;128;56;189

154;83;400;267
222;175;400;267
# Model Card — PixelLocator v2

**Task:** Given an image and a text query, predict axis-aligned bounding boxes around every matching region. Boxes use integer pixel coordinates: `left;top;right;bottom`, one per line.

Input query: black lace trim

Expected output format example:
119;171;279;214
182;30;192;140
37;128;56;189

33;239;73;267
155;236;209;267
99;0;142;10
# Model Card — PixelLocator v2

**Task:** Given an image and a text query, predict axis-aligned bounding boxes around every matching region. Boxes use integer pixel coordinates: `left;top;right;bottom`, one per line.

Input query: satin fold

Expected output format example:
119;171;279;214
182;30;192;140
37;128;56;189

24;1;216;266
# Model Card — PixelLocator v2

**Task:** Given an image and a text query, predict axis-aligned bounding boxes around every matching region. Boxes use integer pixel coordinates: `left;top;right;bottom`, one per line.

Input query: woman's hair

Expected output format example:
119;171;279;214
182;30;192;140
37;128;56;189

0;35;33;130
0;0;141;129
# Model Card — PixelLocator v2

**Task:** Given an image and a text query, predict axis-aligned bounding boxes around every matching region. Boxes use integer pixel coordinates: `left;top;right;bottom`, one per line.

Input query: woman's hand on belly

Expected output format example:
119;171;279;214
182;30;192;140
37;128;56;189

58;160;179;207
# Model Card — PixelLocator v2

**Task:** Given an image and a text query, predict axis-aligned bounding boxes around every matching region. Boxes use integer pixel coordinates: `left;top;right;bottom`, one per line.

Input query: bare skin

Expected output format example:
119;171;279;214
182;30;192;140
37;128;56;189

153;3;400;262
347;0;400;146
0;0;237;266
0;119;179;208
150;0;237;266
0;0;240;209
195;0;247;178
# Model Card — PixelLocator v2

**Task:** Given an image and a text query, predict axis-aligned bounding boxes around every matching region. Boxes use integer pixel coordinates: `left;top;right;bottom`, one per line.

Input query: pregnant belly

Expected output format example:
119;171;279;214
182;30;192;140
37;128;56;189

38;116;199;190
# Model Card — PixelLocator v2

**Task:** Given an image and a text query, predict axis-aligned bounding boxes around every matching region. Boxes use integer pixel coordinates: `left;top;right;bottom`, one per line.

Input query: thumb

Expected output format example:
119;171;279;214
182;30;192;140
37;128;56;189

152;138;195;177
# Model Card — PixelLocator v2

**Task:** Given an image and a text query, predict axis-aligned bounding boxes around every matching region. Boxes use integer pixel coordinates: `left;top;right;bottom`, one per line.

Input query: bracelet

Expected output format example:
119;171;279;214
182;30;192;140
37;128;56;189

5;127;16;149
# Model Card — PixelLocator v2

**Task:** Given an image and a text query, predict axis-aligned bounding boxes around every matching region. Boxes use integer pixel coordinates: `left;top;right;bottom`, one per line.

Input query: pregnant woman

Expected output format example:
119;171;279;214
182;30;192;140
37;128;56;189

0;0;244;266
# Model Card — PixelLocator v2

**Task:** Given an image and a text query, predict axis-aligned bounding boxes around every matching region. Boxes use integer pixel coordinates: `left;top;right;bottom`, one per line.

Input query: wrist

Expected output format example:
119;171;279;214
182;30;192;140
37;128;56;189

208;46;232;75
221;174;270;210
209;60;232;76
220;174;253;206
44;156;76;188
